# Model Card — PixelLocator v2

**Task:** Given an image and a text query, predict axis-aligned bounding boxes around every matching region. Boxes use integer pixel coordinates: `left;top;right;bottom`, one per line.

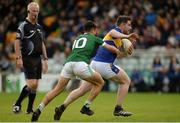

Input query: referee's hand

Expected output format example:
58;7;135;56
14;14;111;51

16;58;23;69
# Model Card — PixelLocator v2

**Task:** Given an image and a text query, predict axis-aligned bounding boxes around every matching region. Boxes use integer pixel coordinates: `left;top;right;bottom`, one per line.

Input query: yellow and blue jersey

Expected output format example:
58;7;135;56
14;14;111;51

93;27;122;63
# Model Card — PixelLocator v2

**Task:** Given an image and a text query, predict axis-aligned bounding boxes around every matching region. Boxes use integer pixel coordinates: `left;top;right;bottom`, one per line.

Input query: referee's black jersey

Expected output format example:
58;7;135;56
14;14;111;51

16;19;45;57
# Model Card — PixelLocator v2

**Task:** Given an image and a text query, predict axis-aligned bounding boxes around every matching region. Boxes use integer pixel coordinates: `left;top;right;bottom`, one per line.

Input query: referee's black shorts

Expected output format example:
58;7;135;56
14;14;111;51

22;56;42;79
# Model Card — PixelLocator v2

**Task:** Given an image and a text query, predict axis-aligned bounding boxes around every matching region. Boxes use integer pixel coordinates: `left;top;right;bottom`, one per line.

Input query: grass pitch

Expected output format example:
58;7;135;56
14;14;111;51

0;92;180;122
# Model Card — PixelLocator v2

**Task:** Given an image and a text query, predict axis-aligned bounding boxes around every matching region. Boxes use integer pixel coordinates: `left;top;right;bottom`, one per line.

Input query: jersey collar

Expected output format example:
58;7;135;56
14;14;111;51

25;18;37;25
114;27;122;33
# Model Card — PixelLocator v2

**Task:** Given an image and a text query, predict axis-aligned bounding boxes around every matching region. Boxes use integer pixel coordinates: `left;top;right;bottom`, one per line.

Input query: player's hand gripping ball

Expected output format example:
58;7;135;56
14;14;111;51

119;38;134;56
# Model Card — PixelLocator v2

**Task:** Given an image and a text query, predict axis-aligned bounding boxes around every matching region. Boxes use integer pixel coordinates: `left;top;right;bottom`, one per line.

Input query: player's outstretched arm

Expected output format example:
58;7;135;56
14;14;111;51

109;29;129;39
109;29;139;41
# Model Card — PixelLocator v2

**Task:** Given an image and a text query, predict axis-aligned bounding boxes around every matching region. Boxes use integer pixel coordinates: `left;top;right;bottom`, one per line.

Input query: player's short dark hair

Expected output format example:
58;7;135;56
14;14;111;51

116;15;132;26
84;20;98;32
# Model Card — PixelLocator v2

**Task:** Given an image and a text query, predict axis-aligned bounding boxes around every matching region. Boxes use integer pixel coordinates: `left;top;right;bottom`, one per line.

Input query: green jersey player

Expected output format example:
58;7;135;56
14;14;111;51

32;21;121;121
66;32;103;64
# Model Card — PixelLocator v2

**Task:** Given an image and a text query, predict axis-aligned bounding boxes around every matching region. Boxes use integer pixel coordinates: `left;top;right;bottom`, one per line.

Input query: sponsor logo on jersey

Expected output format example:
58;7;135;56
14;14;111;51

30;30;35;33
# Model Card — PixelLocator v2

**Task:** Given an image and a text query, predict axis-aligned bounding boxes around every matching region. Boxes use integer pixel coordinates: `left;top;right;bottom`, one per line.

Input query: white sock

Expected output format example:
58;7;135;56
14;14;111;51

84;100;92;108
38;103;45;112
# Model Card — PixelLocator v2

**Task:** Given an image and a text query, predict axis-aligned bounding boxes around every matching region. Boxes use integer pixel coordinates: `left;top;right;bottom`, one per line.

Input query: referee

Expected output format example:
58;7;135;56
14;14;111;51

13;2;48;114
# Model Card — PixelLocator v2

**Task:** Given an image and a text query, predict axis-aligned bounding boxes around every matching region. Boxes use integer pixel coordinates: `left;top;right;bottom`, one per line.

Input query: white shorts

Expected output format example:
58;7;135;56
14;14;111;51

90;60;120;79
61;62;94;79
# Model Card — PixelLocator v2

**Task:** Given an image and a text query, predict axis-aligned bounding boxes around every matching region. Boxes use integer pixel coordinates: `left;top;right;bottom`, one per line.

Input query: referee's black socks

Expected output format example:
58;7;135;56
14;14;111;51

27;89;36;111
15;85;30;106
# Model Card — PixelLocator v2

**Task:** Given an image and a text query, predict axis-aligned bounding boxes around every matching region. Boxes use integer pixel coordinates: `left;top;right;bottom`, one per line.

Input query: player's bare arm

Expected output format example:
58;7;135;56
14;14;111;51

109;30;139;42
102;42;125;57
102;42;119;54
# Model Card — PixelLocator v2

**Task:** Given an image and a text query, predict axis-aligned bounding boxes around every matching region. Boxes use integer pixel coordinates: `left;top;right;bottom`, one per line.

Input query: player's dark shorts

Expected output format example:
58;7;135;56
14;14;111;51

22;56;42;79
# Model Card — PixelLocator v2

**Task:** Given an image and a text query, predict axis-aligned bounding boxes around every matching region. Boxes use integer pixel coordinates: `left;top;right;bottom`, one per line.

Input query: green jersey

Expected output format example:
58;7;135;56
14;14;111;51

65;33;103;64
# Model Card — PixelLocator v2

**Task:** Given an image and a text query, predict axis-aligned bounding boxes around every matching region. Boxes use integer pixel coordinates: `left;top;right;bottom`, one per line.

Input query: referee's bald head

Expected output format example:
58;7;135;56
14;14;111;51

27;2;39;20
27;2;39;13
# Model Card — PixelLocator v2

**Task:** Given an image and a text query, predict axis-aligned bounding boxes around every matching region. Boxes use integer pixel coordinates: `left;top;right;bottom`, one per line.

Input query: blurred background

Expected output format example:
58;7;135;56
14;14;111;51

0;0;179;93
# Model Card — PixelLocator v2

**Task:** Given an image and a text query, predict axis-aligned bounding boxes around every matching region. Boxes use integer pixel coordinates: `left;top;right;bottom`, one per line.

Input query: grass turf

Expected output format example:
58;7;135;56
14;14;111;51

0;92;180;122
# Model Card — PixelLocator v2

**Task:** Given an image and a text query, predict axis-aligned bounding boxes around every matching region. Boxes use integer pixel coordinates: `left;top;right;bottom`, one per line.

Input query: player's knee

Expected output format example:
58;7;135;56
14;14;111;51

91;72;104;87
127;78;131;85
97;78;104;87
121;76;131;85
101;79;105;86
97;73;104;85
27;81;38;90
32;82;38;90
125;77;131;85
